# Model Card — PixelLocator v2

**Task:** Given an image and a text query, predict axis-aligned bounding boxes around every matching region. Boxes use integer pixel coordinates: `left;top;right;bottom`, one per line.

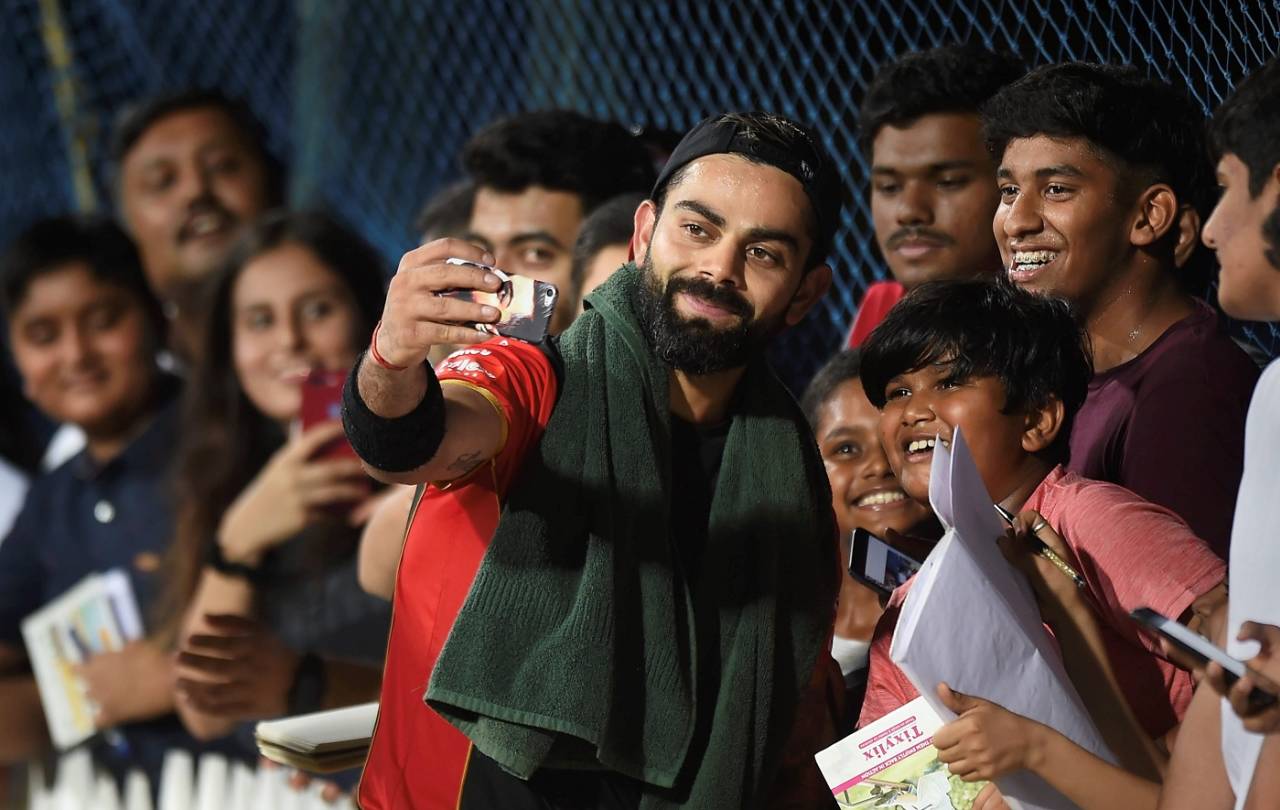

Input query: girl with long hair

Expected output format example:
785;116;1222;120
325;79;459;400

158;209;392;742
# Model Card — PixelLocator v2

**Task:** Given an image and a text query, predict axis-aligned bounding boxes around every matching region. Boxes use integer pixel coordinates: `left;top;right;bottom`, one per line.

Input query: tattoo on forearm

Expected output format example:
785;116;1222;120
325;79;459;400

447;451;484;475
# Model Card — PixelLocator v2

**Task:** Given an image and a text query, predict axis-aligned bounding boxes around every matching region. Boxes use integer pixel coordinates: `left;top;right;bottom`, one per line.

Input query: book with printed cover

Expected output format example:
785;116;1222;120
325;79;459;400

814;696;988;810
20;570;143;749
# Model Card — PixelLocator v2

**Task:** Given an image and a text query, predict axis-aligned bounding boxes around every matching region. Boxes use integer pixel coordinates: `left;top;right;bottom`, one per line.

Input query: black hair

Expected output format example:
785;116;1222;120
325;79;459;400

859;43;1025;155
109;88;285;204
652;111;848;269
414;180;476;242
1210;55;1280;270
570;192;643;296
983;63;1215;291
462;109;655;215
158;208;384;642
801;349;863;428
860;279;1092;463
212;209;386;344
0;214;166;341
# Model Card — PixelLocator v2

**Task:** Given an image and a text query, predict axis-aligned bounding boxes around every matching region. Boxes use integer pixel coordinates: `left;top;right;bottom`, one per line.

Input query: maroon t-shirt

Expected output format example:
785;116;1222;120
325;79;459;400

1068;301;1259;558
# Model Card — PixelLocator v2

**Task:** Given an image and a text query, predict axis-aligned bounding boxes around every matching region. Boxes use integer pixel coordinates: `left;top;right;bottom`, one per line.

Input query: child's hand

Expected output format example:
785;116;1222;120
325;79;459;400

933;682;1045;781
997;509;1087;623
972;783;1012;810
1205;621;1280;733
218;422;370;566
79;640;174;727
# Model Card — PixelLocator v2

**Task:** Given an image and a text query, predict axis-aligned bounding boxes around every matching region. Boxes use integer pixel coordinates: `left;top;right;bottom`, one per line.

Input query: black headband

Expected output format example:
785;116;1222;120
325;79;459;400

651;113;845;259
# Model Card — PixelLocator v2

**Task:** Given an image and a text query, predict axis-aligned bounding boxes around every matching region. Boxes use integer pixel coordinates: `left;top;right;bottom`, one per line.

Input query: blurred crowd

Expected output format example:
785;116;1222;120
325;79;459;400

1;42;1279;810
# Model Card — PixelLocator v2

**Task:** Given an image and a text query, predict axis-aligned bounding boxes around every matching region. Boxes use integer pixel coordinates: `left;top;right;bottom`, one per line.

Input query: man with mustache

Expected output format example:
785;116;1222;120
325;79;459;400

345;112;845;809
111;89;283;362
846;44;1024;347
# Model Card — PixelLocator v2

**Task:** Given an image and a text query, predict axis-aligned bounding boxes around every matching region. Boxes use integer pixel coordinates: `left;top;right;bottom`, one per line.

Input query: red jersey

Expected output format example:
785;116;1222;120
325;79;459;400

858;467;1224;740
845;280;906;348
358;339;556;810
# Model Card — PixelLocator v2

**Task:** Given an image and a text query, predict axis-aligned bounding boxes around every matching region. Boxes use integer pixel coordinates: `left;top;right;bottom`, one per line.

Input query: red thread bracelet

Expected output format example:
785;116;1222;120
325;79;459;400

369;320;409;371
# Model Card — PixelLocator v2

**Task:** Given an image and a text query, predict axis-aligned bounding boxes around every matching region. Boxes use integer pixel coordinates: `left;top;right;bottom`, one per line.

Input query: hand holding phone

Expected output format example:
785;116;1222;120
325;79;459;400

438;259;558;344
299;370;357;460
1131;607;1279;712
848;527;924;597
375;239;506;370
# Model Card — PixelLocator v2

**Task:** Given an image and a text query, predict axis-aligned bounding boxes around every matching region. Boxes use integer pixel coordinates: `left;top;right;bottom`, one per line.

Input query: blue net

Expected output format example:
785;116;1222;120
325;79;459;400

2;0;1279;389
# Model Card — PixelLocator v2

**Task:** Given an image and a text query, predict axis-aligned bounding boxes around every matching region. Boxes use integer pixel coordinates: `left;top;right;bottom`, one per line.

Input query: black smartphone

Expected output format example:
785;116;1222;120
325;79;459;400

848;527;924;597
440;258;558;344
1131;607;1279;711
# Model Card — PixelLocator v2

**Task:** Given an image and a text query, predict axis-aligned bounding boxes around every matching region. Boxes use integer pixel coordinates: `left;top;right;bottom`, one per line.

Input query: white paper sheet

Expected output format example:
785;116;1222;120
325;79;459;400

889;428;1115;810
255;701;378;755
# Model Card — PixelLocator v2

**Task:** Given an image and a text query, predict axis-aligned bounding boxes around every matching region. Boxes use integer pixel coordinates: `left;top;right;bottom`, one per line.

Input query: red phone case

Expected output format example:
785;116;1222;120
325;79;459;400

299;370;357;460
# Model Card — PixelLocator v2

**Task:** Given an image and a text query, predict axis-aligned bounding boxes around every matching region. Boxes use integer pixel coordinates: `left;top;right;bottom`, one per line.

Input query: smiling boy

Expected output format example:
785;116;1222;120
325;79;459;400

982;63;1259;557
0;215;228;785
1157;54;1280;810
802;350;938;705
855;280;1226;772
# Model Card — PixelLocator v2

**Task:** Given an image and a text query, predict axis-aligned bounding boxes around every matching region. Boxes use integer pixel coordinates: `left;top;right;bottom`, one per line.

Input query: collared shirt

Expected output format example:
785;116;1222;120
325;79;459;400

0;382;182;641
0;380;241;783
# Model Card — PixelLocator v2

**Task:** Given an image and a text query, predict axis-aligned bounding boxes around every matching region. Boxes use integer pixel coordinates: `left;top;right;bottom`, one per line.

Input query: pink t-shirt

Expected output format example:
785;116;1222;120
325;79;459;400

858;466;1225;739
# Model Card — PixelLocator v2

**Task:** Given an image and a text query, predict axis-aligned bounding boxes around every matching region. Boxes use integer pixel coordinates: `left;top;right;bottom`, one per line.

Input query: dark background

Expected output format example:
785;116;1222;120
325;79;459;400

2;0;1278;391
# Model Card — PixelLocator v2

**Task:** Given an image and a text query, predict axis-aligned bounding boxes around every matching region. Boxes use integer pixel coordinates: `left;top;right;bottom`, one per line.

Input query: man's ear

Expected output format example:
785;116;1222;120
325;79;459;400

1172;205;1202;268
631;199;658;264
1021;396;1065;455
1130;184;1180;248
784;264;832;327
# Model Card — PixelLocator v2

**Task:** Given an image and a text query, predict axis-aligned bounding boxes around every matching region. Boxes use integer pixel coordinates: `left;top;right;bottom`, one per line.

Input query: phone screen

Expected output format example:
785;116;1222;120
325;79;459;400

441;259;558;344
849;528;923;596
1131;607;1278;710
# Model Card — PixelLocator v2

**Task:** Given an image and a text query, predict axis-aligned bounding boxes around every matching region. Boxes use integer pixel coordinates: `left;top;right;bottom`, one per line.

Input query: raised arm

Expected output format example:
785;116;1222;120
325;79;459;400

344;238;509;485
1002;511;1166;780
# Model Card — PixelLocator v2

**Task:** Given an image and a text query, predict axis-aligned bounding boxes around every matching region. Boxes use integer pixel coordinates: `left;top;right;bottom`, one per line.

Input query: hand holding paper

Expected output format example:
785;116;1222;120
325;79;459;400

889;428;1114;810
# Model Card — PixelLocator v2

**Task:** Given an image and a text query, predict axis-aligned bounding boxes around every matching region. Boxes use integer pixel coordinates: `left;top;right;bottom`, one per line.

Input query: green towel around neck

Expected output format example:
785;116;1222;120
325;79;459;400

426;263;838;808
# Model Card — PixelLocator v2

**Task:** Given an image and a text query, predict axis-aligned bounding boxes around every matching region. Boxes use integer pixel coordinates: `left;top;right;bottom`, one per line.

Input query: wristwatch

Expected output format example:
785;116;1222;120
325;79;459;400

205;540;264;583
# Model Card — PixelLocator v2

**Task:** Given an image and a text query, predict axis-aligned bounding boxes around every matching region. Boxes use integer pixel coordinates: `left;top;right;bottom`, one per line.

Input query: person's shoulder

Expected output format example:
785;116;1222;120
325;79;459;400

1141;303;1259;386
1047;469;1200;535
1047;468;1153;507
846;281;907;347
1254;358;1280;401
3;460;71;544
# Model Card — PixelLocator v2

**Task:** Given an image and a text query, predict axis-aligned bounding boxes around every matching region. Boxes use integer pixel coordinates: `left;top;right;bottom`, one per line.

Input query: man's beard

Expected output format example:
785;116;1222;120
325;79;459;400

636;254;775;375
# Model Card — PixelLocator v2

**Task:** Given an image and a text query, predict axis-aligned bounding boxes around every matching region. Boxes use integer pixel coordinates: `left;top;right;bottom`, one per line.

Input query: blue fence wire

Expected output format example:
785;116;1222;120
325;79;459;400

1;0;1278;390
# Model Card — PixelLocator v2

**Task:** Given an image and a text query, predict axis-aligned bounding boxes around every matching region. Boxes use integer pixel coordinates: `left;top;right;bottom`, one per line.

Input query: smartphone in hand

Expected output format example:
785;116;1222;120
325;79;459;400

299;370;357;460
1131;607;1279;710
439;258;558;344
849;527;924;597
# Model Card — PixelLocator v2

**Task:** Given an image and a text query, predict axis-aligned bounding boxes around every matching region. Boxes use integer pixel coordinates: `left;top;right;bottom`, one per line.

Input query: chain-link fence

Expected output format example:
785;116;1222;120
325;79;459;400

3;0;1279;390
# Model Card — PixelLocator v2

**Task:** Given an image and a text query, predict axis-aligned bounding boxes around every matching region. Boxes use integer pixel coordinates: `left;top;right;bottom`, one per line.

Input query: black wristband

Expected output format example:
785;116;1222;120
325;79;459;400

287;652;327;715
205;540;265;583
341;351;447;473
